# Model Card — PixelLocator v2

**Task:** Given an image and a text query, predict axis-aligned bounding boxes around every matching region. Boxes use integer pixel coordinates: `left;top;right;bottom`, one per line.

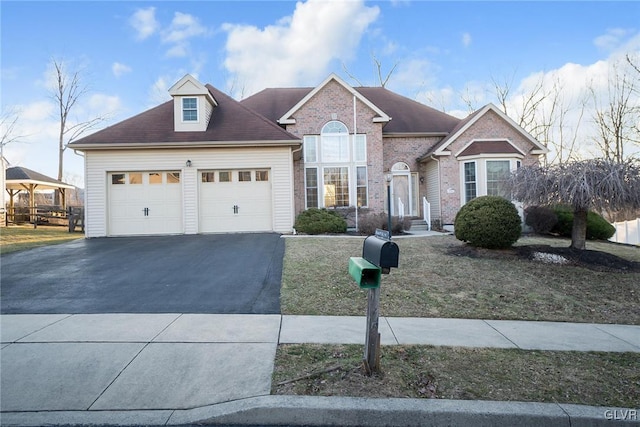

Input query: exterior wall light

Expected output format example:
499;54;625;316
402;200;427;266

186;160;192;167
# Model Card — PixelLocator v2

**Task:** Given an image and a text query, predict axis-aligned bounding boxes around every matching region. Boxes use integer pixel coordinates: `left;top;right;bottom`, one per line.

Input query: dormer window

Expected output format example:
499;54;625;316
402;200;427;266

182;97;198;122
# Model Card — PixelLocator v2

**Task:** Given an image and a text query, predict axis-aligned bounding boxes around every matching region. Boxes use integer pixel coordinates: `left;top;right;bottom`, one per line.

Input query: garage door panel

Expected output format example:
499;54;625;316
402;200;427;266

199;170;272;233
108;172;182;236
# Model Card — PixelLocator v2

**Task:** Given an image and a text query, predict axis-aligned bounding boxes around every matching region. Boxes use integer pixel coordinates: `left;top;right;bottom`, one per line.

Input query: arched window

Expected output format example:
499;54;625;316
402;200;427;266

321;121;349;162
391;162;410;171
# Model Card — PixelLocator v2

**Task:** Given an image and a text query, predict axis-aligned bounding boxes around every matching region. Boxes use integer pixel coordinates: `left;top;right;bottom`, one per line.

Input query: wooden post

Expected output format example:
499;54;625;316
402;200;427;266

363;286;381;375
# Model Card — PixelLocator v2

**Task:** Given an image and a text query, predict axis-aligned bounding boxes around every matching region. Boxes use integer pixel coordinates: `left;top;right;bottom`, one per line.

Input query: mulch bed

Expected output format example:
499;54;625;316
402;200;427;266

449;244;640;273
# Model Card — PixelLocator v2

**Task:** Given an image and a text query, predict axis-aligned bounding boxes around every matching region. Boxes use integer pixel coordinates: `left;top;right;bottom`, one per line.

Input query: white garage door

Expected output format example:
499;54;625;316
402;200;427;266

108;171;182;236
199;169;272;233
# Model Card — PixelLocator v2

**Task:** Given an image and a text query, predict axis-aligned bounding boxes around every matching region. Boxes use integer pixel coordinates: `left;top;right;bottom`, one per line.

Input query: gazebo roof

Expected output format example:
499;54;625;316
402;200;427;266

5;166;75;191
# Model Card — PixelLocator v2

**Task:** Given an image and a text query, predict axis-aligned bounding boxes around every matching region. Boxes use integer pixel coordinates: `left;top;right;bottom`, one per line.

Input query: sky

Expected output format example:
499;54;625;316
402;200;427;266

1;0;639;187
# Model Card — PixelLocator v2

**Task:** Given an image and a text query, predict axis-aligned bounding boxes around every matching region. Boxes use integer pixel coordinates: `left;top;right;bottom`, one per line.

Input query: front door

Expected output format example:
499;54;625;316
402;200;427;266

390;162;417;217
392;174;410;217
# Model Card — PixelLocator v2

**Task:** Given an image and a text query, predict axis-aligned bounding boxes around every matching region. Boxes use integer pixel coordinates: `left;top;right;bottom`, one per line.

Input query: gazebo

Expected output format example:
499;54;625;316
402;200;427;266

5;166;75;224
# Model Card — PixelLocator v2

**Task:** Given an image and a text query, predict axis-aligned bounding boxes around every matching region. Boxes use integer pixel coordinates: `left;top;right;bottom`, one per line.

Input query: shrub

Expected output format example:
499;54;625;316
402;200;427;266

524;206;558;234
357;212;386;235
454;196;522;249
294;208;347;234
356;212;412;235
551;206;616;240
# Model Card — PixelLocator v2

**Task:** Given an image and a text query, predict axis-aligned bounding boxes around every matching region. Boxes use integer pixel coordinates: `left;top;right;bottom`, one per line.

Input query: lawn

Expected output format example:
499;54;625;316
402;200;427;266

276;234;640;406
281;235;640;324
273;344;640;408
0;225;83;254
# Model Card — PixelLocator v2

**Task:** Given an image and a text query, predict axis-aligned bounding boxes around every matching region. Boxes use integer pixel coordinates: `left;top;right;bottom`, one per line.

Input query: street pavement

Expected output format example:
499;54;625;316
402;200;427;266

2;313;639;426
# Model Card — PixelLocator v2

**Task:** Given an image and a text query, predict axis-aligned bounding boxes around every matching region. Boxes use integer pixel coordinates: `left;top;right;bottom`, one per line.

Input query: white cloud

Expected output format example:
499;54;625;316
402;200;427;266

222;0;379;97
112;62;132;78
162;12;208;44
130;7;159;41
594;28;635;51
462;32;472;48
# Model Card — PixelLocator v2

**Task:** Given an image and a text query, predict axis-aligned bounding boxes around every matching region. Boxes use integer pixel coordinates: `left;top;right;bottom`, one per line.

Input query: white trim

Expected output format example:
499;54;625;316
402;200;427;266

181;97;200;123
71;140;302;150
457;153;524;162
434;104;548;156
278;73;391;125
454;138;527;158
169;74;217;106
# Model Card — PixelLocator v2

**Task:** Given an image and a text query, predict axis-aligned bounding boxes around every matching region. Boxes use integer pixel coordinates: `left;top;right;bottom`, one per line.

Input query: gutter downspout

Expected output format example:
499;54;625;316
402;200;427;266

353;94;358;233
291;144;303;234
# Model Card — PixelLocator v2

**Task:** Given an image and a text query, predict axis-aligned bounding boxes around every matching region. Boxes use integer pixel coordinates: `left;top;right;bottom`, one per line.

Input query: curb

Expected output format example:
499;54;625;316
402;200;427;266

3;396;638;426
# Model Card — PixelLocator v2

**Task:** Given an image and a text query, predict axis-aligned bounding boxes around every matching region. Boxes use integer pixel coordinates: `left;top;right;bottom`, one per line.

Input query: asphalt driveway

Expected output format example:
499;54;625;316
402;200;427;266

0;233;284;314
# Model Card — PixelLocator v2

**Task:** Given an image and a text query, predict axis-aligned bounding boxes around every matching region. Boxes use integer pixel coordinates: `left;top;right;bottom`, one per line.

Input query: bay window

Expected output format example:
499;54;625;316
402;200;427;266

461;158;520;204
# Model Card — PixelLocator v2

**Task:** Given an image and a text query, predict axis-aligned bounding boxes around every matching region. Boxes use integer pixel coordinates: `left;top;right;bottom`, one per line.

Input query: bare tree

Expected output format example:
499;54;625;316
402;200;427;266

343;53;399;88
588;59;640;163
50;59;105;204
0;107;27;160
482;71;588;165
509;158;640;249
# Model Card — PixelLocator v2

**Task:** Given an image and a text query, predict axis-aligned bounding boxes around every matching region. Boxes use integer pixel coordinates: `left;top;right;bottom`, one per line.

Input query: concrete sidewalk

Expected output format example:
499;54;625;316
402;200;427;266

1;314;639;426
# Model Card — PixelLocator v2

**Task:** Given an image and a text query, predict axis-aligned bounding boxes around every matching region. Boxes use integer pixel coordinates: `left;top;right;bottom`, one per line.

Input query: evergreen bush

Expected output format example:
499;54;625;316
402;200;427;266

454;196;522;249
294;208;347;234
551;206;615;240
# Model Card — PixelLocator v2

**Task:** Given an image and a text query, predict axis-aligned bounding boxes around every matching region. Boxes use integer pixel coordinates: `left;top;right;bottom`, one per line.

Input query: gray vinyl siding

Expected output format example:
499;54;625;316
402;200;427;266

425;160;441;224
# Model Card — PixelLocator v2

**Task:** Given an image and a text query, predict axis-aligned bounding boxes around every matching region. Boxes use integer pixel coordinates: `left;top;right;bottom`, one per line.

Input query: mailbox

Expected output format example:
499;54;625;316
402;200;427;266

349;257;381;289
362;235;399;273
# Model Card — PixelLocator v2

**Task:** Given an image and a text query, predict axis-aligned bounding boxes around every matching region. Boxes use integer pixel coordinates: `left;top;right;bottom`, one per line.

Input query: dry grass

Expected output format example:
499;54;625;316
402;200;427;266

273;344;640;408
0;225;83;255
281;235;640;324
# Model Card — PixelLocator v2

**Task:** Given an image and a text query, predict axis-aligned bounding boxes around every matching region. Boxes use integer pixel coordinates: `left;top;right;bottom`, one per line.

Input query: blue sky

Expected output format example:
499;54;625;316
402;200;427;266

1;1;639;185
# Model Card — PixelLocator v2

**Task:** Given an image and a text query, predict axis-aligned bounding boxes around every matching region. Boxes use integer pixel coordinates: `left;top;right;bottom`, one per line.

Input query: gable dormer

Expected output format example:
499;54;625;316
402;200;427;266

169;74;217;132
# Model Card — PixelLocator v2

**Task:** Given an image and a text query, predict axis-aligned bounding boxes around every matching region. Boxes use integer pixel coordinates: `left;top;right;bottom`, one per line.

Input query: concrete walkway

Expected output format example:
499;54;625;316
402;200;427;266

1;314;639;426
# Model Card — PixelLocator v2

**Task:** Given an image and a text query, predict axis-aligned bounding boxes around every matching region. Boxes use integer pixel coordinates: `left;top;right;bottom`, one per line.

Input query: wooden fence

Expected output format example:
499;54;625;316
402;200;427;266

609;218;640;246
5;206;84;232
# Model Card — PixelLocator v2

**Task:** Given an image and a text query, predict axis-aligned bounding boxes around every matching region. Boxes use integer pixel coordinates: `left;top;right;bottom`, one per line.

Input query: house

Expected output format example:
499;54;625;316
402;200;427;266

69;73;547;237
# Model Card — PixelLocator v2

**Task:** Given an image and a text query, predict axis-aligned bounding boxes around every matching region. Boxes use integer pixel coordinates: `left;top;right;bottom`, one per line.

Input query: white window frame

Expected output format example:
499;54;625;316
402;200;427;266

304;167;319;209
182;97;198;122
304;135;318;163
302;120;367;209
459;157;522;205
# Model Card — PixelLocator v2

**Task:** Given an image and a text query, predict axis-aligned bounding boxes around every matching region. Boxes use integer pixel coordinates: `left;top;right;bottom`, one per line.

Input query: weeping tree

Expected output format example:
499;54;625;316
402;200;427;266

509;158;640;250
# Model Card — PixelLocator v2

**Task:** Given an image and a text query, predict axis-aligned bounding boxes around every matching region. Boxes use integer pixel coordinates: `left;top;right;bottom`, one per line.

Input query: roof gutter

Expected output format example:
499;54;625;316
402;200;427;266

69;139;302;151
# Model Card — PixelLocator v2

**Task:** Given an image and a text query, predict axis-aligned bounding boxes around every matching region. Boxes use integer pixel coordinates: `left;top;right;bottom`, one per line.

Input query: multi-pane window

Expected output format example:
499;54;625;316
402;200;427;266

323;167;349;207
304;136;318;162
305;168;319;208
182;97;197;121
464;162;477;203
356;166;367;207
303;121;367;209
321;122;349;162
354;135;366;162
486;160;510;196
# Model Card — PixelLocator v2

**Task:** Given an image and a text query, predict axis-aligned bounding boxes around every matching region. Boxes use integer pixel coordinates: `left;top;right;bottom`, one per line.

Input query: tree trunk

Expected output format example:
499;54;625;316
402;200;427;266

571;209;588;250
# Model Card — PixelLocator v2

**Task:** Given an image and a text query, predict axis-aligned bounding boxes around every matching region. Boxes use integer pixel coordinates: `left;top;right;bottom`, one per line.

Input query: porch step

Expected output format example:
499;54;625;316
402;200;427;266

410;219;429;231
